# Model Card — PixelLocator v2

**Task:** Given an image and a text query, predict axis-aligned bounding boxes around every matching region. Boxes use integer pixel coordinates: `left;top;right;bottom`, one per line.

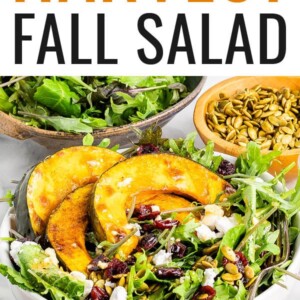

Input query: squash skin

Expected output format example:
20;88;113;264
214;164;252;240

16;146;124;237
91;153;234;258
46;184;93;274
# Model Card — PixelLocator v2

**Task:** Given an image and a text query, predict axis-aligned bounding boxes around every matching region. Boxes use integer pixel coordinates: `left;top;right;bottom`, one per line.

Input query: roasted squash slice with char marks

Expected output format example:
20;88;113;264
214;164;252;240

15;146;124;237
91;153;234;258
47;184;93;274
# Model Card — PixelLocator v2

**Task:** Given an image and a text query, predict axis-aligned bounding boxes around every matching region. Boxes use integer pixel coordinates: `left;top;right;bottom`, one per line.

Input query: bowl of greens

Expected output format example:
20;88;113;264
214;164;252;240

0;76;205;150
0;129;300;300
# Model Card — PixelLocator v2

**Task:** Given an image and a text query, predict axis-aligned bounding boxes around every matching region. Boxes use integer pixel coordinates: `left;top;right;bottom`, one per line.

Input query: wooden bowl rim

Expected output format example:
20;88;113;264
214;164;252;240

194;76;300;157
1;76;207;140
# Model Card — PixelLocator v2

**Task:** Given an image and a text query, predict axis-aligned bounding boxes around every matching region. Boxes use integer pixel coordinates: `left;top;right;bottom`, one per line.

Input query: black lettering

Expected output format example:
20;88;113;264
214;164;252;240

226;14;253;64
137;13;163;65
37;14;65;64
202;14;222;64
97;14;118;64
260;14;286;64
15;14;34;64
72;14;92;64
168;14;195;64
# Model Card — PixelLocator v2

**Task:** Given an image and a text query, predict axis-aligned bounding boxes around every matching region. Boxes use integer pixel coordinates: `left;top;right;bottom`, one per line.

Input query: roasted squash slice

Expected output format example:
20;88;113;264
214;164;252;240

15;146;124;237
47;184;93;274
91;153;234;258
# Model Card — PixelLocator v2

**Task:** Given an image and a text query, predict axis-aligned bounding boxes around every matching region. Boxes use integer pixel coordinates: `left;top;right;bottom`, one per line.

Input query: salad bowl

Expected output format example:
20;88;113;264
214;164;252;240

0;76;206;151
0;147;299;300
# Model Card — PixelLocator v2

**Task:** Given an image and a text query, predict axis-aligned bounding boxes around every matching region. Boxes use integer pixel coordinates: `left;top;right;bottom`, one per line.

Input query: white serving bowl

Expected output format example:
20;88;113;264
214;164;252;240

0;154;299;300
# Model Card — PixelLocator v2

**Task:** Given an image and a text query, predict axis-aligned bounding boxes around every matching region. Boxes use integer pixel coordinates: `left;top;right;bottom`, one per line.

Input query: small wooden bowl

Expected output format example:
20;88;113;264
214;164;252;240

0;77;206;151
194;76;300;181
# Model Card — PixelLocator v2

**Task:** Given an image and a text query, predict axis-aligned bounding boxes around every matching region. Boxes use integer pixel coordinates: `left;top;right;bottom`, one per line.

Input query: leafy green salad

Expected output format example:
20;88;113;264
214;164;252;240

1;129;300;300
0;76;190;133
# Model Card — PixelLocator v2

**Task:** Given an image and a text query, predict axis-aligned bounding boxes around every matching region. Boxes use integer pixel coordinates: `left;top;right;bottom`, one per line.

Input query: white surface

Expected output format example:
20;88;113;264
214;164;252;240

0;76;299;299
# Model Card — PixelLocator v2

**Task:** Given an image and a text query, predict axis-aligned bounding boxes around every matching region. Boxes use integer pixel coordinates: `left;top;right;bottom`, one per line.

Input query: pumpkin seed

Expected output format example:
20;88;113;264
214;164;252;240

244;265;255;279
221;272;242;282
221;245;236;262
225;263;239;275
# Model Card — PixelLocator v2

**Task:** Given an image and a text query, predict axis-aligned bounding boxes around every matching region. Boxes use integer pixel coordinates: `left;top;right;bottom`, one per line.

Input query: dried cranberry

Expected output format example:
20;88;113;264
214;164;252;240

87;254;110;272
134;205;160;221
217;160;236;176
193;285;216;300
235;251;249;267
154;219;180;229
141;223;155;232
155;267;184;279
222;257;229;267
137;143;160;155
90;286;109;300
170;242;187;258
138;233;158;251
125;256;136;266
103;258;129;279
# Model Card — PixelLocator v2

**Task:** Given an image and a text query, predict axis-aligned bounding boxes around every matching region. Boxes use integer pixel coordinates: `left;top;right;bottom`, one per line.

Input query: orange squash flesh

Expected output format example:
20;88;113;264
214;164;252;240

26;146;124;236
47;184;93;274
91;153;234;258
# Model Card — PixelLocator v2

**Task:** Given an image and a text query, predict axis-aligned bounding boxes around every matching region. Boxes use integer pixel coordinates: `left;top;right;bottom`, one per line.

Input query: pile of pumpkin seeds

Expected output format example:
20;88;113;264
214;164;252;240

206;85;300;151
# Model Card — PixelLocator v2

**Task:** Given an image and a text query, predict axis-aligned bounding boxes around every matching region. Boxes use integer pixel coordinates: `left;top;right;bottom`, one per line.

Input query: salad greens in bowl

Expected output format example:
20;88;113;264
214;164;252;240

0;76;205;150
0;128;300;300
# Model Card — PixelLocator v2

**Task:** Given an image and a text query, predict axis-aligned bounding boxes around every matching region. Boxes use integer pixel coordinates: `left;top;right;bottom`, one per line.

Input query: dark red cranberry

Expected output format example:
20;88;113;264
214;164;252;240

222;257;229;267
154;219;180;229
235;251;249;267
170;242;187;258
134;205;160;221
217;160;236;176
193;286;216;300
90;286;109;300
125;256;136;266
87;254;110;272
138;233;158;251
137;143;160;155
155;267;184;279
141;223;155;233
103;258;129;279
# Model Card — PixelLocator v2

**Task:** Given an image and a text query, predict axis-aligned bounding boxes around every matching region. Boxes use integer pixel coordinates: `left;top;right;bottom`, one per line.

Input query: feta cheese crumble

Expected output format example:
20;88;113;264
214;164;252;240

44;247;59;266
109;286;127;300
203;268;218;287
215;216;237;236
70;271;93;299
152;250;172;266
195;224;216;242
124;223;142;236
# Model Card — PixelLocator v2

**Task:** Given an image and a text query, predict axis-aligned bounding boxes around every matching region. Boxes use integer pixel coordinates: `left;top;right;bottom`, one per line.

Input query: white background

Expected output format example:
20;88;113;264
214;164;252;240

0;0;299;75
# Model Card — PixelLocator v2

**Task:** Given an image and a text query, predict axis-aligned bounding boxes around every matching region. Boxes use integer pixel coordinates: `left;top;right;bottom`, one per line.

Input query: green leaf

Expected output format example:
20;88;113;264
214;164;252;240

0;87;13;112
173;269;203;300
82;133;94;146
59;76;95;92
34;78;81;117
216;225;246;263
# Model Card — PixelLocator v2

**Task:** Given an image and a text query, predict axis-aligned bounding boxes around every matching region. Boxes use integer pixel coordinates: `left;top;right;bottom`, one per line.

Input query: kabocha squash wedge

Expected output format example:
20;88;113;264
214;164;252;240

46;184;93;274
14;146;124;237
91;153;234;258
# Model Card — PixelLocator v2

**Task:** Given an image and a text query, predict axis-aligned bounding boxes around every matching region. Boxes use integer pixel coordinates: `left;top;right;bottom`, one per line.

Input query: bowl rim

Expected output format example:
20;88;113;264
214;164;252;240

0;76;207;140
193;76;300;157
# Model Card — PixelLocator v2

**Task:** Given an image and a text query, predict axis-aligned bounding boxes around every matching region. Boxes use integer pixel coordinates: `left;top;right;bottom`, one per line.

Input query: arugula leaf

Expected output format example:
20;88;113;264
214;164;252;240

34;79;81;117
0;87;13;112
235;142;281;176
59;76;95;92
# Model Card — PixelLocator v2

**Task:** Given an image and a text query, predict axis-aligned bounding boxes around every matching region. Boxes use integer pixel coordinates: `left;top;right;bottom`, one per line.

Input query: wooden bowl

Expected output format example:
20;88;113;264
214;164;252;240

194;76;300;181
0;76;206;151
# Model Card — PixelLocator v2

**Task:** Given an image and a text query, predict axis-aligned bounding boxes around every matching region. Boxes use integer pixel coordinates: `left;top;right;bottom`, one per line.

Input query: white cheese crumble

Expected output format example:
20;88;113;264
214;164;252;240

203;268;218;287
202;204;225;230
215;216;237;236
152;250;172;266
97;261;109;269
70;271;87;281
105;281;116;288
195;224;216;242
109;286;127;300
117;178;133;187
124;223;142;236
151;205;160;212
44;248;59;266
